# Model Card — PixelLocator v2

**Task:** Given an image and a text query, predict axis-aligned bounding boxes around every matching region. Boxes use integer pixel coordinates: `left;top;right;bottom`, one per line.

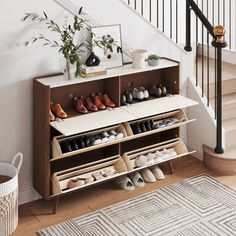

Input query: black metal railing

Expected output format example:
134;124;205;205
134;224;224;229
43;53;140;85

123;0;234;50
185;0;227;154
123;0;228;153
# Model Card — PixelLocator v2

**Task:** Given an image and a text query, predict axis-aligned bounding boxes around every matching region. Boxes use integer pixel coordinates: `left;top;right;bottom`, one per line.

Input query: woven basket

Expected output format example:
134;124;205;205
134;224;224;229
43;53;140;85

0;153;23;236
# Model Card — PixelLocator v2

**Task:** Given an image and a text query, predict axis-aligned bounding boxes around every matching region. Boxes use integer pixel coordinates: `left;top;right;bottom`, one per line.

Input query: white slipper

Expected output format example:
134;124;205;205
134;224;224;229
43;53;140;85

130;172;145;187
135;155;147;167
140;169;156;183
151;166;165;180
115;176;135;191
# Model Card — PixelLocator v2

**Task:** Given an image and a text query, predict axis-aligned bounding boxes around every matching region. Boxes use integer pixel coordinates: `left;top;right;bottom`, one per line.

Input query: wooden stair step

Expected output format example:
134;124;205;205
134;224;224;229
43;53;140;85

203;145;236;175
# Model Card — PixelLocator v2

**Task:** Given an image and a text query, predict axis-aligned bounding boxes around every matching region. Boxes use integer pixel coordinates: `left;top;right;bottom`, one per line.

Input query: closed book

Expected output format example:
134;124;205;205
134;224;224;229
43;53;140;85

80;70;107;78
80;65;106;74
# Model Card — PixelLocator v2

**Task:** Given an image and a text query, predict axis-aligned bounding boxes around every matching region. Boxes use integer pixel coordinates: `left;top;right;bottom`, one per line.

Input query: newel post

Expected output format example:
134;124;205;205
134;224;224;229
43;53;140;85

211;26;227;154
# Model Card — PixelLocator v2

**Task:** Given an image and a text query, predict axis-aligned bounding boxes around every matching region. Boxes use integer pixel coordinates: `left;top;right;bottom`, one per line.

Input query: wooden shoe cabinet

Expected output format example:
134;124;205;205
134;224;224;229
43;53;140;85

33;58;198;213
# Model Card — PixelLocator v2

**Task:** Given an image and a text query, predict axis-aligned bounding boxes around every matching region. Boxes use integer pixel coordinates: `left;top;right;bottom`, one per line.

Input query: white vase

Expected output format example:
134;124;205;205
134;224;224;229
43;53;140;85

59;58;76;80
131;49;147;69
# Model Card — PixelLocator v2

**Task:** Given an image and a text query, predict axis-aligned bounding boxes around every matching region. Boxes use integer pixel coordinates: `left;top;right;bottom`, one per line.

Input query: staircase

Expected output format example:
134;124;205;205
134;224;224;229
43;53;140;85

121;0;236;174
202;58;236;174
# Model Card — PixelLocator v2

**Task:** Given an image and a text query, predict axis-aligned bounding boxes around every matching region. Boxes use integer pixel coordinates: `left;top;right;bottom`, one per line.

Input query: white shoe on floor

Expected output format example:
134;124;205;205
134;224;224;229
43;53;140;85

130;172;145;187
115;176;135;191
140;169;156;183
151;166;165;180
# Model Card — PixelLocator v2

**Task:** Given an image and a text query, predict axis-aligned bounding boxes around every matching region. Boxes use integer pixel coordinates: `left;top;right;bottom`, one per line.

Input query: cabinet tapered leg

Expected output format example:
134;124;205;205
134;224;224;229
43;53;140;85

169;161;174;174
53;197;60;214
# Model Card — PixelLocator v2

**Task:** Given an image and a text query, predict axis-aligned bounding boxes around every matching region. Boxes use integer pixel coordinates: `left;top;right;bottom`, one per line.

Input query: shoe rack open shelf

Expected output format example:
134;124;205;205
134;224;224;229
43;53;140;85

33;58;198;213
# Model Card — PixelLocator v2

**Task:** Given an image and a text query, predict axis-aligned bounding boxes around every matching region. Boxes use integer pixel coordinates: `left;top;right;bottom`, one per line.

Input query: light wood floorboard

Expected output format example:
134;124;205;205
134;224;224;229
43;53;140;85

13;156;236;236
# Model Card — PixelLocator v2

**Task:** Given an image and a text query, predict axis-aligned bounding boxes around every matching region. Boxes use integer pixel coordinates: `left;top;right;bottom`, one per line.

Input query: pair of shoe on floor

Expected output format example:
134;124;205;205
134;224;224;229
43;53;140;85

74;92;115;114
115;166;165;191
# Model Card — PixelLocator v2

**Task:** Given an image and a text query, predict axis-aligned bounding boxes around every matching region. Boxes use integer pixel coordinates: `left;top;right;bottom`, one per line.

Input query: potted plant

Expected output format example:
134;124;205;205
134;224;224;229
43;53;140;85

23;9;123;78
147;54;160;66
23;8;88;80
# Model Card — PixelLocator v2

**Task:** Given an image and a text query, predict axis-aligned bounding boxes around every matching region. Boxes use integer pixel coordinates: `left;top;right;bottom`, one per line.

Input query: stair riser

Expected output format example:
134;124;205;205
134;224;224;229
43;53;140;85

222;103;236;120
206;79;236;100
225;129;236;149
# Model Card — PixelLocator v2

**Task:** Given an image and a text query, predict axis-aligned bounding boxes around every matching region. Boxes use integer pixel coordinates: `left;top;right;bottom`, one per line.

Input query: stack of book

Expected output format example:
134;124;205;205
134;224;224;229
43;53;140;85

80;65;107;78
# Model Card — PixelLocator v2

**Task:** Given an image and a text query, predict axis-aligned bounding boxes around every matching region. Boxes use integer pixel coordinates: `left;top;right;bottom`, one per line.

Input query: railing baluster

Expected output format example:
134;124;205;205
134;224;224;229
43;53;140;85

157;0;159;28
134;0;137;10
141;0;143;15
196;0;198;87
162;0;165;32
207;32;210;107
176;0;178;43
170;0;173;39
229;0;232;49
201;0;204;97
218;0;220;25
215;48;217;119
149;0;152;22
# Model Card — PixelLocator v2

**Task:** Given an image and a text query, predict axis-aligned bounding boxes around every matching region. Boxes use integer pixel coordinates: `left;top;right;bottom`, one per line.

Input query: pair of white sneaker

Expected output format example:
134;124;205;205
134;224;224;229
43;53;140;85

140;166;165;183
135;153;162;167
156;149;177;159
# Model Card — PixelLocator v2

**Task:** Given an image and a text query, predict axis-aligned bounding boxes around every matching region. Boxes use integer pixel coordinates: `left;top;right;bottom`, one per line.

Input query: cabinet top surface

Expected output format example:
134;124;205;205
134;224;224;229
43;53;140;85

36;58;178;88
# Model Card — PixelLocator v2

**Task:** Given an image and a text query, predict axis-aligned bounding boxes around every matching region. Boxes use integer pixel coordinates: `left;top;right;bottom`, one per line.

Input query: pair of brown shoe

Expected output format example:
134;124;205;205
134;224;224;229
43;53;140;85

74;93;115;114
50;103;67;122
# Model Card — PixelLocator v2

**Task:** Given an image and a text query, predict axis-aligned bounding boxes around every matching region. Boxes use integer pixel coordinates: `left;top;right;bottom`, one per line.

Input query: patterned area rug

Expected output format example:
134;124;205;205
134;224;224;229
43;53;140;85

39;175;236;236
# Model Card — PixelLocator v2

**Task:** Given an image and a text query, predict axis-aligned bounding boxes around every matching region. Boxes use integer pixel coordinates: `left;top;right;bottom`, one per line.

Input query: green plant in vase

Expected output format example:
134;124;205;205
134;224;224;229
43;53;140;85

23;7;87;79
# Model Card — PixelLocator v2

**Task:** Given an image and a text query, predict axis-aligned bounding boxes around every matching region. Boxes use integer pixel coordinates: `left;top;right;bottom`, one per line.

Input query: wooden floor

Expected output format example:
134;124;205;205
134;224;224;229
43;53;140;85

14;156;236;235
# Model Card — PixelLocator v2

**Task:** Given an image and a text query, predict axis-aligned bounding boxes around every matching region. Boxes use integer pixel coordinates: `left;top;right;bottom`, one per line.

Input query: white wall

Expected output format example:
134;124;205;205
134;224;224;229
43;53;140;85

0;0;195;204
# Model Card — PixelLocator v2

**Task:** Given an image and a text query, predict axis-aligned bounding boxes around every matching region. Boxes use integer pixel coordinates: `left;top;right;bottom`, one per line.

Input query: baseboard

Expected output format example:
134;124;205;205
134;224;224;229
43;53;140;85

19;187;41;205
186;139;203;161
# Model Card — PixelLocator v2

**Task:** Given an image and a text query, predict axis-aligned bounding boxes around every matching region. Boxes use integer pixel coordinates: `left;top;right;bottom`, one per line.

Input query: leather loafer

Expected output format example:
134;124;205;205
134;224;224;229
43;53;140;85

51;103;68;119
92;93;106;110
85;96;98;112
102;93;116;108
73;97;88;114
49;109;55;122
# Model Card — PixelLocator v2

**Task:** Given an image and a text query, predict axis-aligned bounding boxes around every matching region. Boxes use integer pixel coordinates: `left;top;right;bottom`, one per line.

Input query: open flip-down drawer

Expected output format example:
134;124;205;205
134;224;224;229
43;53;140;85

51;155;128;195
122;138;196;171
51;124;128;160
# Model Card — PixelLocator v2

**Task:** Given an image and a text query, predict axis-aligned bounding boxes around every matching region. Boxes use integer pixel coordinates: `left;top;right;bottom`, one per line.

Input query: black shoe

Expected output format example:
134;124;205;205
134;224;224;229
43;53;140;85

77;137;86;149
60;141;72;153
149;120;155;130
131;123;141;134
125;91;133;104
144;120;152;131
139;122;147;132
70;140;79;151
84;136;92;147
